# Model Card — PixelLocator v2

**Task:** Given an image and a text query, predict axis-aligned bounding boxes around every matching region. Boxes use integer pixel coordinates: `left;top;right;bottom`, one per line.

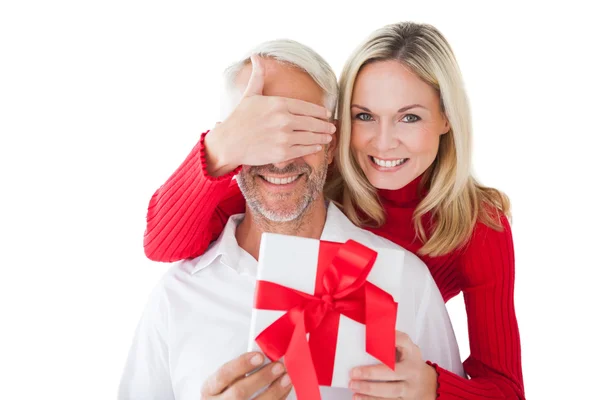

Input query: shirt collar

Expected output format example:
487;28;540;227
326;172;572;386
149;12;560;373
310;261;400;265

190;213;246;275
319;202;360;242
190;203;358;275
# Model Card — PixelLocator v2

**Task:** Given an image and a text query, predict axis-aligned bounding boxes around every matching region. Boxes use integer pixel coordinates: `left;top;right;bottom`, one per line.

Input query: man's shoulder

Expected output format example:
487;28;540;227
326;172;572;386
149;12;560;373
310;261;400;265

143;254;223;315
151;253;216;290
148;261;189;294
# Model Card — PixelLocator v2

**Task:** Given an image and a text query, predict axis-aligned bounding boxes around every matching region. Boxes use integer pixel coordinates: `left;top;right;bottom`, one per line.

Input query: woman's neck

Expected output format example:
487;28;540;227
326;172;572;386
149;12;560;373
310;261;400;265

377;173;426;208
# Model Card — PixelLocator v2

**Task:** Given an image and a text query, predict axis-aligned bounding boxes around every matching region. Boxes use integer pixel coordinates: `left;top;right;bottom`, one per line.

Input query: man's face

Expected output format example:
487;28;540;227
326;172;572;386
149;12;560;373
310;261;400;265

236;58;335;222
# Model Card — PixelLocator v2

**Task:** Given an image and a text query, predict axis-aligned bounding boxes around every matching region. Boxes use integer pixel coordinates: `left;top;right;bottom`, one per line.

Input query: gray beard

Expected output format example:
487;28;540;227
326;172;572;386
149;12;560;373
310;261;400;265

243;184;315;222
249;197;324;237
237;152;329;233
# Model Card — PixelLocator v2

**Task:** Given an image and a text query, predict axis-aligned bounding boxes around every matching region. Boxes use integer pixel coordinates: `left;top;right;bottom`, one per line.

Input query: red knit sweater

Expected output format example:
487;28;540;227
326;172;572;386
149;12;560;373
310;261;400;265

144;131;525;399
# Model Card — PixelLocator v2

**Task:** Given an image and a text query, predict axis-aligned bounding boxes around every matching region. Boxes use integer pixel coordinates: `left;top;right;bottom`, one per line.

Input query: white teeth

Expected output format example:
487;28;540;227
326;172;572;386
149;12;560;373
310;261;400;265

371;156;407;167
263;175;301;185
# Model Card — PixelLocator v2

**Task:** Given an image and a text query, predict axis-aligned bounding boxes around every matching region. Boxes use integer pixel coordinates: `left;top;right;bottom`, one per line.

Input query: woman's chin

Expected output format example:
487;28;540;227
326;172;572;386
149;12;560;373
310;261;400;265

366;170;416;191
370;180;408;191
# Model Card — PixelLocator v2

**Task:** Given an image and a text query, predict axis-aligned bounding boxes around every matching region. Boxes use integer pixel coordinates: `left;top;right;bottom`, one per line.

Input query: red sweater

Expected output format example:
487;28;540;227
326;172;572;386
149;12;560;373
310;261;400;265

144;131;525;399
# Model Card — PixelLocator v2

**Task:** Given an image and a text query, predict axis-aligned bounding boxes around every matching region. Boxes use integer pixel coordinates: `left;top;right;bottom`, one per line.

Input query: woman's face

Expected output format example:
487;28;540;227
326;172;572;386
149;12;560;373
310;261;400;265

350;60;449;190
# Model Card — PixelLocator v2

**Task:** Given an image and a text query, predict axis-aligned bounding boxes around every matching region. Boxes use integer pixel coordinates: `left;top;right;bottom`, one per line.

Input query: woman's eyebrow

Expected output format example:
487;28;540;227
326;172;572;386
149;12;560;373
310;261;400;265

351;104;427;113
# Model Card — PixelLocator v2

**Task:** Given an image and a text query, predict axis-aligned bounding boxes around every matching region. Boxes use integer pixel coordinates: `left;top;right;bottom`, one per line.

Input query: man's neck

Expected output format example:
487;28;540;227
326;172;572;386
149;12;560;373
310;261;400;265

235;198;327;260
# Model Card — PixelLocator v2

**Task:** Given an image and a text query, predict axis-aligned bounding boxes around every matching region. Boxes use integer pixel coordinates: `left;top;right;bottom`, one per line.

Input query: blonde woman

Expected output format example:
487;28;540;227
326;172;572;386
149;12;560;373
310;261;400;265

143;23;524;399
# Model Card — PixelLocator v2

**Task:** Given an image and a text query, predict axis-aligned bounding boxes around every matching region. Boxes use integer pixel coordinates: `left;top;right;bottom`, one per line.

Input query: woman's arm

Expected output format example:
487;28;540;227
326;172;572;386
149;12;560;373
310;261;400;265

143;130;245;262
428;214;525;399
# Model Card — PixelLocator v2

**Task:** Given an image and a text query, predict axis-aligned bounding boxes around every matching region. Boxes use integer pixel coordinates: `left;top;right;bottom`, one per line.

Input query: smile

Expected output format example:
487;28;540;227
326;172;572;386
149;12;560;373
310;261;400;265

259;174;302;185
369;156;409;168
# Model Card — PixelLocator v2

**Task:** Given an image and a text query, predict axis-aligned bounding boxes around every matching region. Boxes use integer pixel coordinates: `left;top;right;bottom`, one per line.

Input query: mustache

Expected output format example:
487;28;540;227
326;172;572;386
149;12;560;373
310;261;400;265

250;163;311;176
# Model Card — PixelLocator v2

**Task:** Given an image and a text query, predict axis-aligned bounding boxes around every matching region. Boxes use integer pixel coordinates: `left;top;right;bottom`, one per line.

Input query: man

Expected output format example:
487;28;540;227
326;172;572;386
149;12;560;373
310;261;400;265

119;40;463;400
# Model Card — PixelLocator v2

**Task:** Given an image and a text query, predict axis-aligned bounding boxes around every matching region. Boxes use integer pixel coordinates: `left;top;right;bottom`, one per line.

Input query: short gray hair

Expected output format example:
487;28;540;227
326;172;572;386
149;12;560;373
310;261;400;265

219;39;338;120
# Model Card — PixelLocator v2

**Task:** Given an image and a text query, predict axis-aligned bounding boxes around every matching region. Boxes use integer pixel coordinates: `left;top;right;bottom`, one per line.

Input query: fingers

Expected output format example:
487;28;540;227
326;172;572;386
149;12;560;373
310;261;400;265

350;379;406;398
292;131;333;146
292;115;336;134
243;55;265;97
285;97;331;120
288;145;324;160
350;363;399;382
351;394;393;400
395;331;415;359
201;352;264;396
255;373;292;399
224;362;286;400
395;331;412;348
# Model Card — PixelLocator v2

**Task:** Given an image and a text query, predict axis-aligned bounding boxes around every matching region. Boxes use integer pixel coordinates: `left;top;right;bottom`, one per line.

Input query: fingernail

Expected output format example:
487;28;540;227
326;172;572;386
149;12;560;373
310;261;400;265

350;368;361;378
327;110;332;118
326;135;332;142
280;373;291;387
330;124;336;133
316;145;322;151
271;363;284;375
250;354;263;366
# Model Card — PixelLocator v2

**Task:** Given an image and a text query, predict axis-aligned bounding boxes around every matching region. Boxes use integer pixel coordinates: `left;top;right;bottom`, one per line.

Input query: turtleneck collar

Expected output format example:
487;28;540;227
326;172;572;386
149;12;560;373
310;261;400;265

377;173;427;208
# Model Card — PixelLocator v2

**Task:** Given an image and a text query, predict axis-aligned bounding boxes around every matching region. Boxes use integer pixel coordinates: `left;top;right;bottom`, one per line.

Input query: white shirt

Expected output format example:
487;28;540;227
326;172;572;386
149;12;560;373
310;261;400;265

119;203;464;400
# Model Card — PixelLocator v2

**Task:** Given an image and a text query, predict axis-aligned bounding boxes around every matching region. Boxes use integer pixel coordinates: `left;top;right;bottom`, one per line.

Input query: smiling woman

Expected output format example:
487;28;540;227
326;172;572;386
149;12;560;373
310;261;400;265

329;23;510;258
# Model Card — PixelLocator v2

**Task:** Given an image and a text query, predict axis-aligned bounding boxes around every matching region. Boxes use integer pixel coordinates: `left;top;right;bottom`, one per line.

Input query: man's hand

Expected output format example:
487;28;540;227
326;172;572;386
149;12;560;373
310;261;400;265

204;55;336;177
201;352;292;399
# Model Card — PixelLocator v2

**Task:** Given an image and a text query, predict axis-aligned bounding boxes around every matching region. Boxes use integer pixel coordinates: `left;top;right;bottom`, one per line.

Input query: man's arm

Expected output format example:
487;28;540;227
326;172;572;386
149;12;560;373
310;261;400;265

118;282;175;400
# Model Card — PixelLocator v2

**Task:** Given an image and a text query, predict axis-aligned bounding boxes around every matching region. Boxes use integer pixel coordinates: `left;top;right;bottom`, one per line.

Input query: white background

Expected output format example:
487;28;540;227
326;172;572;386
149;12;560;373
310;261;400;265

1;1;599;399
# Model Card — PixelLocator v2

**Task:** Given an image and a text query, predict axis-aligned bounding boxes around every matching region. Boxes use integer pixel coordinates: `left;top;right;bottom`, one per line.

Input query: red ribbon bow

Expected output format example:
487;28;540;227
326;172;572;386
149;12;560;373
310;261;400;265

254;239;398;400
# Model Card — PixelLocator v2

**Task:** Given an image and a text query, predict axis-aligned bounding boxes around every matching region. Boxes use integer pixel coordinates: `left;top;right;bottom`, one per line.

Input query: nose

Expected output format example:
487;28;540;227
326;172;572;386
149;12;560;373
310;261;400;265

373;121;399;152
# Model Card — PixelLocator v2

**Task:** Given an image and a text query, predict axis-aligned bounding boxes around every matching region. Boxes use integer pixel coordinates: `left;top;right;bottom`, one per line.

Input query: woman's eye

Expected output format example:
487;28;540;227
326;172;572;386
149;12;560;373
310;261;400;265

355;113;374;121
402;114;421;123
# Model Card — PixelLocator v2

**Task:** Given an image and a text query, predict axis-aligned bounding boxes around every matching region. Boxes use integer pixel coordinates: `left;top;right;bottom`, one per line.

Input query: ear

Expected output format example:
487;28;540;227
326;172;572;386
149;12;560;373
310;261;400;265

326;130;338;165
440;114;451;135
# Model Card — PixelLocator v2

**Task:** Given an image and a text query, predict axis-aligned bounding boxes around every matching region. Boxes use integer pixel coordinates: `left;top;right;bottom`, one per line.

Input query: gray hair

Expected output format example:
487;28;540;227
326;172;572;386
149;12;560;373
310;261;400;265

219;39;338;120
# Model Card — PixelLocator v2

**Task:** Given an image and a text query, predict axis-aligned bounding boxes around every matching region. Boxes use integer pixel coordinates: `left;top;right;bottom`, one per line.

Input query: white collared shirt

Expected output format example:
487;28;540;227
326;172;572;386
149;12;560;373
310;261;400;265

119;204;464;400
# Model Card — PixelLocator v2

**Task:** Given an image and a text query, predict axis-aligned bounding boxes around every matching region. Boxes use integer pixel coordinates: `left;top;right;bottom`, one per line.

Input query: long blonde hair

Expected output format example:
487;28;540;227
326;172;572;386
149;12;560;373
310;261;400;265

327;22;510;257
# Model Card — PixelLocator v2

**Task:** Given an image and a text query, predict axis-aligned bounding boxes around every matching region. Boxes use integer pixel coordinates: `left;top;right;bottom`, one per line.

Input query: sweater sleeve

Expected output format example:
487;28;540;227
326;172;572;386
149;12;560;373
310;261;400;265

428;214;525;399
143;130;245;262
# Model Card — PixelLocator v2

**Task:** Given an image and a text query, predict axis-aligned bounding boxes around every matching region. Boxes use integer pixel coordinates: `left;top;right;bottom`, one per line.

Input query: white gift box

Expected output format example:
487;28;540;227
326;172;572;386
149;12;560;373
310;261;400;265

248;232;417;389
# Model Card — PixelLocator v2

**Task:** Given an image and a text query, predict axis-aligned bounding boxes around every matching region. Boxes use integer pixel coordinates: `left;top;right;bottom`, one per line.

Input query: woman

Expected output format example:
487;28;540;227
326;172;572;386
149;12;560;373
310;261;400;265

144;22;524;399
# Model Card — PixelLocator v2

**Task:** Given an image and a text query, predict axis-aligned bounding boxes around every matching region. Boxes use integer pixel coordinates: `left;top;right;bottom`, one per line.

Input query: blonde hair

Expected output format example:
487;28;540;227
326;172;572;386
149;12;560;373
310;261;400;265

327;22;510;257
220;39;338;119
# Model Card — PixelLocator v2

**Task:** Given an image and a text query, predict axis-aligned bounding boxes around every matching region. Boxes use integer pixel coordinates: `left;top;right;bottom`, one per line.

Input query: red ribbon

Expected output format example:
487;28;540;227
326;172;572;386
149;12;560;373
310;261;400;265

254;240;398;400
